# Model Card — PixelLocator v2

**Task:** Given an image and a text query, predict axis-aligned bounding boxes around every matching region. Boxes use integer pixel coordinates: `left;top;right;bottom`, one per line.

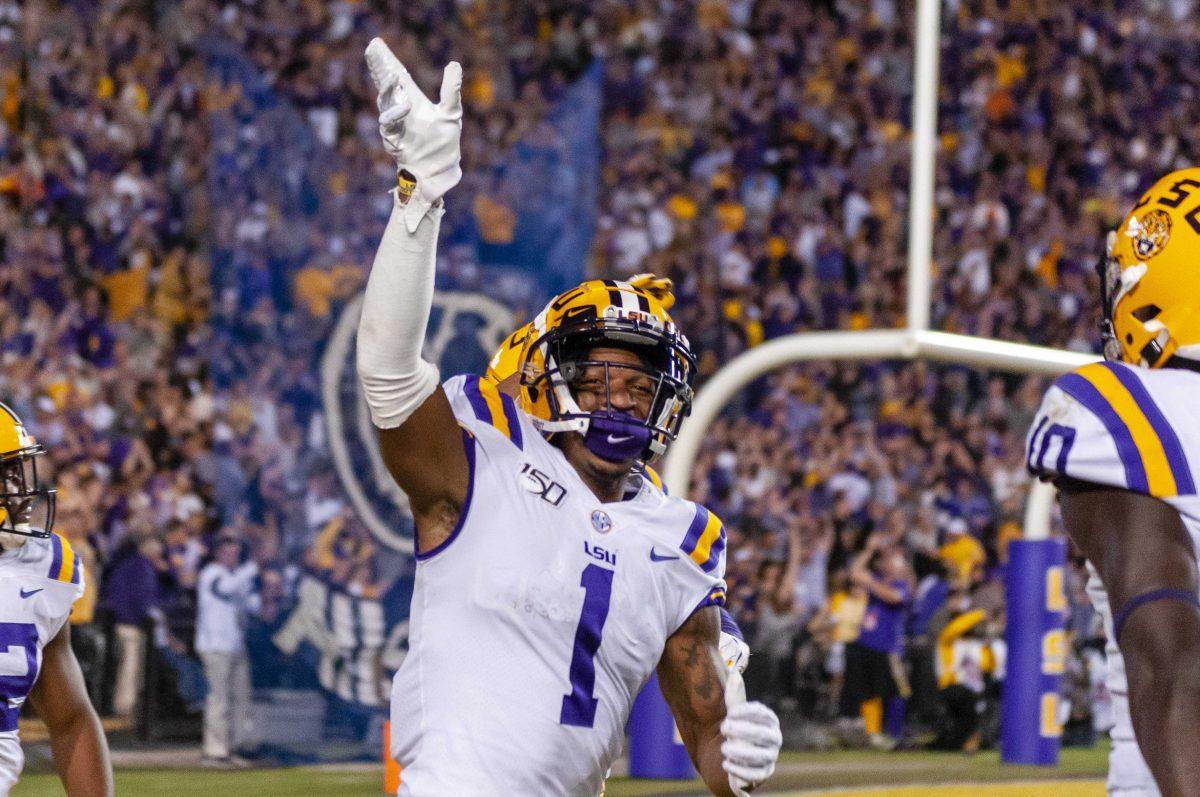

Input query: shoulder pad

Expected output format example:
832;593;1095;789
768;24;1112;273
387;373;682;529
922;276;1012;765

1028;361;1197;498
444;374;526;450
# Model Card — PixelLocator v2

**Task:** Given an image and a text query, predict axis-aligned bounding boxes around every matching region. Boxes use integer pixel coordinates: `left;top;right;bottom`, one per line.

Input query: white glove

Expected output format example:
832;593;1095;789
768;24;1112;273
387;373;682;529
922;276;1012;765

364;37;463;233
721;668;781;795
719;630;751;675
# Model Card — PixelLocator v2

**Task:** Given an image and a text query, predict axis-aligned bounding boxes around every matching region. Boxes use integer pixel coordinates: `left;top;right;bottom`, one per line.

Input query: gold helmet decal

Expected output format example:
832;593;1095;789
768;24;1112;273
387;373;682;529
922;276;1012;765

1128;208;1171;261
1101;168;1200;367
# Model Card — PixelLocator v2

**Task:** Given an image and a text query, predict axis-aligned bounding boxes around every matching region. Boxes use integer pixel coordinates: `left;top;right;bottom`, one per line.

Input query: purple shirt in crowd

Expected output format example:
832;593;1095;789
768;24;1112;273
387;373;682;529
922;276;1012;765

855;579;911;655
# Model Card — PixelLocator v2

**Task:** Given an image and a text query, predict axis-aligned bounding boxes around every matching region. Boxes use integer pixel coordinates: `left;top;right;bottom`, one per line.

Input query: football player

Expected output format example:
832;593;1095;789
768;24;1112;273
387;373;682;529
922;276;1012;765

0;403;113;796
1027;167;1200;796
356;38;780;796
483;282;754;677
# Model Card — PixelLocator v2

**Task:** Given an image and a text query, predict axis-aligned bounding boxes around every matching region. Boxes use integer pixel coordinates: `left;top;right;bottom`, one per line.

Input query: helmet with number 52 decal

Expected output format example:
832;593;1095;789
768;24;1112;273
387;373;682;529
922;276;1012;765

1099;167;1200;368
0;402;55;545
514;277;696;464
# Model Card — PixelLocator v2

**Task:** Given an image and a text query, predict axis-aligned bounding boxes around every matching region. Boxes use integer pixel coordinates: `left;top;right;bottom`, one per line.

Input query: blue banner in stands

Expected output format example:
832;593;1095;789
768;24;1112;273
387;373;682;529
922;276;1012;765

1000;537;1067;765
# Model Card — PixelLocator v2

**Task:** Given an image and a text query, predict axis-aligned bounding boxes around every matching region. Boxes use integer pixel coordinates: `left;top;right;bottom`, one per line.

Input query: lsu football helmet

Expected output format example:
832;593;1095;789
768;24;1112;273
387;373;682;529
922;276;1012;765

0;402;55;540
1100;167;1200;367
507;275;695;463
483;274;678;391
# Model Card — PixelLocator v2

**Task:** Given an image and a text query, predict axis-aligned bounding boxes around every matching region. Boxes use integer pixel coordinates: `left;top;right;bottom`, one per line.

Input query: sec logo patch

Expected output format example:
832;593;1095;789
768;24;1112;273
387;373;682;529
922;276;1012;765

590;510;613;534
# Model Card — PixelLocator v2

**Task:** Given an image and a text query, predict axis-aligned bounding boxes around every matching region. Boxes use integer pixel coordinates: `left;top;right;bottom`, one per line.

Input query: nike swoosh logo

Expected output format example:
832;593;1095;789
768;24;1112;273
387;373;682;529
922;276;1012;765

649;548;680;562
607;434;634;444
19;588;43;599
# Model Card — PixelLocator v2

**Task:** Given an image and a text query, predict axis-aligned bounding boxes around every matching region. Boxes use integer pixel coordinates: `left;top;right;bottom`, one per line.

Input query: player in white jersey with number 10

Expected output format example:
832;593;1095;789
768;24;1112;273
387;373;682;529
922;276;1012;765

1027;167;1200;796
0;403;112;796
355;37;781;797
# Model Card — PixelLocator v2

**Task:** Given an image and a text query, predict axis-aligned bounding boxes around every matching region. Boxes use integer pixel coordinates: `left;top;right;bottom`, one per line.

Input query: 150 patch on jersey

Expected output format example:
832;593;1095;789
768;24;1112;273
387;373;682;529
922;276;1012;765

520;463;567;506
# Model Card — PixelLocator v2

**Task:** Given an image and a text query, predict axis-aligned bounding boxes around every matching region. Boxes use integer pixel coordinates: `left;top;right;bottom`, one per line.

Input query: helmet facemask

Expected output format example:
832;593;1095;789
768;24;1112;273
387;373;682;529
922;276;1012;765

0;445;56;549
523;316;695;463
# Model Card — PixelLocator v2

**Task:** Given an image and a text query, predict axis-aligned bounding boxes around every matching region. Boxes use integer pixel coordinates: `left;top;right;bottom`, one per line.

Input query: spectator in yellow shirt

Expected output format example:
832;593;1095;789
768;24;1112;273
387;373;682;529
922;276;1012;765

808;568;867;718
938;518;986;589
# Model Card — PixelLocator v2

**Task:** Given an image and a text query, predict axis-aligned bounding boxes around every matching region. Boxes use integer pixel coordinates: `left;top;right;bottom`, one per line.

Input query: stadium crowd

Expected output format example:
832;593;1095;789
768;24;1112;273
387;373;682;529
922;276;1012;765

5;0;1192;752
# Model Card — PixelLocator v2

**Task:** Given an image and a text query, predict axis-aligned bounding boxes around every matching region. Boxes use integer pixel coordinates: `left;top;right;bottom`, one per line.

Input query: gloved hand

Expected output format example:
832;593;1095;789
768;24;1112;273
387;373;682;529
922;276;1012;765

721;668;782;795
364;37;463;232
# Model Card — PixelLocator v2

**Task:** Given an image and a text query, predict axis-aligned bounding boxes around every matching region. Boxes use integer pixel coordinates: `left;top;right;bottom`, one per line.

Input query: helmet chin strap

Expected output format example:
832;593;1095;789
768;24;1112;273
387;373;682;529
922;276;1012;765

583;413;652;462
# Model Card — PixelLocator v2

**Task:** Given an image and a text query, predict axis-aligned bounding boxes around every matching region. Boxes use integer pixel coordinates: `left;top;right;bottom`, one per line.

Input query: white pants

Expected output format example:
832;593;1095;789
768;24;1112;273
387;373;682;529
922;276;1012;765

0;735;22;796
1086;566;1161;796
113;623;146;717
200;651;252;759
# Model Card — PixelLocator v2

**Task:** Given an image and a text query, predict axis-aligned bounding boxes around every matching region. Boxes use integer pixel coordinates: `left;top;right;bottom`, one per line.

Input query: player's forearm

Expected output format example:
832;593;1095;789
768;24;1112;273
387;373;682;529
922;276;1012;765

355;194;443;429
693;730;737;797
49;706;113;797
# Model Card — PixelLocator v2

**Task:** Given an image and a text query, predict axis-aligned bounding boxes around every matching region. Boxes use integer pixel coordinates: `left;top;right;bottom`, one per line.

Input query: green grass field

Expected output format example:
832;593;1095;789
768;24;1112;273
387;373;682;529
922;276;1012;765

11;747;1109;796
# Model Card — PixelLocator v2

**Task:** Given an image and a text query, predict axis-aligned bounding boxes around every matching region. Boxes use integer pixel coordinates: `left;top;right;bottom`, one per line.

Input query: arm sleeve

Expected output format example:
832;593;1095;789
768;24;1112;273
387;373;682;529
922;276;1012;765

355;192;444;429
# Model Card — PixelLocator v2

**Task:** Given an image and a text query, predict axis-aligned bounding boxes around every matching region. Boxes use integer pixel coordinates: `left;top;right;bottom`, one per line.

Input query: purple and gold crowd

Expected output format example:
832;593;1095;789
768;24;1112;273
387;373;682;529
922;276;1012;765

4;0;1192;746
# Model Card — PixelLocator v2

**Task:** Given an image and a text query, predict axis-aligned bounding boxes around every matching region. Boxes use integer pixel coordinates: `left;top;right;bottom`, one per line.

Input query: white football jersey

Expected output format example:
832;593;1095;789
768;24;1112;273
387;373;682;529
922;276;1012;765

0;533;84;795
390;375;727;796
1028;360;1200;796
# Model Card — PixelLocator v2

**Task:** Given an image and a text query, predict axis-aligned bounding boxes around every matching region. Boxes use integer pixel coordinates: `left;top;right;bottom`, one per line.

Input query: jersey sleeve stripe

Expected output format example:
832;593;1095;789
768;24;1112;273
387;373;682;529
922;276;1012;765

693;585;727;612
48;533;77;583
1055;372;1149;493
48;532;63;580
1102;363;1195;495
463;374;522;447
680;505;709;555
59;536;77;584
1077;364;1177;496
689;513;726;573
497;392;524;450
462;374;492;424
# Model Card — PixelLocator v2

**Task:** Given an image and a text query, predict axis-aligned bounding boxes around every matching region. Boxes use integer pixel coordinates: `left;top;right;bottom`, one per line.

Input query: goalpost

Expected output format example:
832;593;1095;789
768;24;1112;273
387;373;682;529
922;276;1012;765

660;0;1097;766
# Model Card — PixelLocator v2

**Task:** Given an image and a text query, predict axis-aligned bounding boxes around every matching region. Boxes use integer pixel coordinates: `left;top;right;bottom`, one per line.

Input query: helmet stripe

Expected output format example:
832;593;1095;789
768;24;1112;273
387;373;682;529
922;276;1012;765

602;280;622;310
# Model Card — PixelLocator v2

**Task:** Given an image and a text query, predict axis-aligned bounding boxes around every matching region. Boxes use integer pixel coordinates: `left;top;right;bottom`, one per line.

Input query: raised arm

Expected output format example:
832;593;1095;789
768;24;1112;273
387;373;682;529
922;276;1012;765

29;624;113;797
850;535;904;604
658;607;782;796
355;39;469;545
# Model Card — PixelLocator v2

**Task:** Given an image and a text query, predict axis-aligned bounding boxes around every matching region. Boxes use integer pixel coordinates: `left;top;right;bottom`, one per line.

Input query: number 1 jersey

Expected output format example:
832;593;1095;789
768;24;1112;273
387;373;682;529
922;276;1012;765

389;375;727;796
0;534;84;794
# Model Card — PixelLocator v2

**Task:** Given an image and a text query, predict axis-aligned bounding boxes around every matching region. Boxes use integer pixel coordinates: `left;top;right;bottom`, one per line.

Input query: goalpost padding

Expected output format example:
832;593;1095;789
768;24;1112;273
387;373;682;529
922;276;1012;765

1001;538;1069;765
